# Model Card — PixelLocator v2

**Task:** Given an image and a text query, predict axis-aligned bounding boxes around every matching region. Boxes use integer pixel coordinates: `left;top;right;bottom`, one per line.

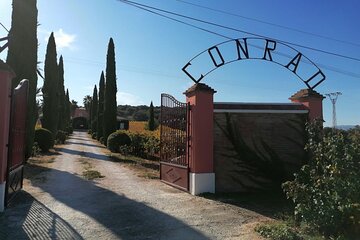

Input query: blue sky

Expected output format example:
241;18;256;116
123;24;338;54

1;0;360;126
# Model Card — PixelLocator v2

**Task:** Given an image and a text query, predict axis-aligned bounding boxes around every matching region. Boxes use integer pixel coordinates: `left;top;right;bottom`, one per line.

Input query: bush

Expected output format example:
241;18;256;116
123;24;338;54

56;130;67;144
31;142;41;157
66;125;73;134
92;132;97;139
99;137;104;145
282;121;360;238
34;128;54;152
107;131;132;153
87;129;92;134
127;132;160;158
255;223;302;240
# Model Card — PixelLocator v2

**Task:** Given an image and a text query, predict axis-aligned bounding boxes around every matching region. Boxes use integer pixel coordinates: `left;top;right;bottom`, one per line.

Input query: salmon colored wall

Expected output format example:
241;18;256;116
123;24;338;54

0;70;14;183
291;98;323;121
185;85;215;173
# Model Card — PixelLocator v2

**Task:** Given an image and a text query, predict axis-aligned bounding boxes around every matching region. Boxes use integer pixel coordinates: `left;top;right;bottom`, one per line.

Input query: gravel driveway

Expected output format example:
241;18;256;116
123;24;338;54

1;131;268;239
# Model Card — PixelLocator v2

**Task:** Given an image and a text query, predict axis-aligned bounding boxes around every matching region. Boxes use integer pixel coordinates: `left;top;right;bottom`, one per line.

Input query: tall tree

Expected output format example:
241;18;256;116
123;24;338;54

148;101;155;131
70;100;78;115
97;71;105;140
42;32;59;138
83;95;92;127
65;89;71;129
91;85;98;133
57;55;66;131
6;0;38;158
103;38;117;145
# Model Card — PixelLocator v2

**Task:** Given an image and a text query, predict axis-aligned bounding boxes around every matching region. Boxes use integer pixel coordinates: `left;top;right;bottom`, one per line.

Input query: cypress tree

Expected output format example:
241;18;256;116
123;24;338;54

42;32;59;138
148;101;155;131
57;55;66;131
97;71;105;140
6;0;38;158
91;85;98;133
65;89;71;129
103;38;117;145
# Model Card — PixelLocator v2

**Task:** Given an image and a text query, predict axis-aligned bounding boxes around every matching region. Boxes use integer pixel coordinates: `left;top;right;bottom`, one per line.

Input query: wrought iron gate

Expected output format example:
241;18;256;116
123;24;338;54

160;94;189;191
6;80;29;205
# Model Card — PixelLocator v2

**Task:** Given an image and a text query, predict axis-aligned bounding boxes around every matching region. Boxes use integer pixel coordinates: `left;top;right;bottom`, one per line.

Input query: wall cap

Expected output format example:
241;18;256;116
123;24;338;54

289;88;325;101
0;60;15;76
184;83;216;96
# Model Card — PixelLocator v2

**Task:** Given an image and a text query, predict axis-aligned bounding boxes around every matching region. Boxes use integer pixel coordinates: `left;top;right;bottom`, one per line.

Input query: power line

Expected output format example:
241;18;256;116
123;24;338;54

118;0;360;80
0;22;9;33
118;0;231;40
119;0;360;63
176;0;360;48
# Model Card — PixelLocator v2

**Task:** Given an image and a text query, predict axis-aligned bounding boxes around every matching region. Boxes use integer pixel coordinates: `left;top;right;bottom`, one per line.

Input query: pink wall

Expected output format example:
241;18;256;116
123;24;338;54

289;89;324;121
185;84;216;173
0;68;14;183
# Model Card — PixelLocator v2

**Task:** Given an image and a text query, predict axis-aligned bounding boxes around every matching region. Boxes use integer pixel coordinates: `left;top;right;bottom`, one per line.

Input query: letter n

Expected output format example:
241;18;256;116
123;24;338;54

236;39;249;60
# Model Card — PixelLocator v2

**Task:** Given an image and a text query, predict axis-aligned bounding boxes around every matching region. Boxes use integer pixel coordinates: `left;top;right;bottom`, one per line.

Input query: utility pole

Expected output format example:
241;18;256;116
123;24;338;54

325;92;342;128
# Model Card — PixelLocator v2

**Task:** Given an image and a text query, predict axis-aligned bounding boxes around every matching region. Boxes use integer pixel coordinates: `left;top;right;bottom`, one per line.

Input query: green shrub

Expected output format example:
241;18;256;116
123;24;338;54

107;131;132;153
87;129;92;134
255;223;302;240
92;132;97;139
66;125;73;134
99;137;104;144
56;130;67;144
127;132;160;158
31;142;41;156
34;128;54;152
282;121;360;238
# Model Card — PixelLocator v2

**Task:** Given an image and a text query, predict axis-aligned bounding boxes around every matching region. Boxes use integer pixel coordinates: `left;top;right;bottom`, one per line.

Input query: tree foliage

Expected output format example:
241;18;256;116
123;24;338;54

42;32;59;138
57;55;66;131
6;0;38;158
147;101;155;131
103;38;117;145
65;89;71;130
97;71;105;140
282;121;360;238
91;85;98;133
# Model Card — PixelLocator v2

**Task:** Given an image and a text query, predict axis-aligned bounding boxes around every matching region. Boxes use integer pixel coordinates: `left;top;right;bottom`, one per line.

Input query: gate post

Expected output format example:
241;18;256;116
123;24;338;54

0;61;15;212
289;89;325;122
184;83;216;195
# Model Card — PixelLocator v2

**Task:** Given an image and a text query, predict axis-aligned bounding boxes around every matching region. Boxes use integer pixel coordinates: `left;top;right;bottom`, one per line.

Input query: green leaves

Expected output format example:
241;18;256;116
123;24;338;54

282;121;360;238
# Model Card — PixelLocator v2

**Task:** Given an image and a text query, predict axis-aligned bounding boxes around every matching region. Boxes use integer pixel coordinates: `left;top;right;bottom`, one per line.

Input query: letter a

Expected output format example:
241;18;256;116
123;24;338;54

263;40;276;61
285;52;302;74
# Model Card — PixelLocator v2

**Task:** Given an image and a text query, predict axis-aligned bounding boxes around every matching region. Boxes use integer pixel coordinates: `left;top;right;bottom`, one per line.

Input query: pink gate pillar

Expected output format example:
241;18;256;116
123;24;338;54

289;89;325;121
184;83;216;195
0;61;15;212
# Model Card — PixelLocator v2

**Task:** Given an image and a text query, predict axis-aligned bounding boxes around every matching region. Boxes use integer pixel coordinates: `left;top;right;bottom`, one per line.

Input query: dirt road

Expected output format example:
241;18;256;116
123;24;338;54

1;131;268;239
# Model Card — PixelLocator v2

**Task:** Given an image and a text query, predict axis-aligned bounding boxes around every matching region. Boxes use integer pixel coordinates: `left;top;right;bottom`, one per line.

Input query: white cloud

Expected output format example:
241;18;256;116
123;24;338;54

42;28;76;50
117;92;144;106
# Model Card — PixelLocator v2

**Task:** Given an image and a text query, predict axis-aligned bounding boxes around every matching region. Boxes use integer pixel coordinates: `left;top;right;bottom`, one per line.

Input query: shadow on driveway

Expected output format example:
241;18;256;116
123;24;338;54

66;141;106;149
0;191;83;240
22;164;208;239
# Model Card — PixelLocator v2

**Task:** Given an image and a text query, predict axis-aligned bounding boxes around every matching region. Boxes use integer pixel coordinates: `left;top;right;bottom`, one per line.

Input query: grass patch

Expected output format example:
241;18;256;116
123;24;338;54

82;170;104;180
109;153;159;179
255;223;302;240
255;221;324;240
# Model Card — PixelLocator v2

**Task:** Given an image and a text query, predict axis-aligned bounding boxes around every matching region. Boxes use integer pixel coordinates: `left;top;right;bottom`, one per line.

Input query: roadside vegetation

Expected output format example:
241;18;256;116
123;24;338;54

255;122;360;240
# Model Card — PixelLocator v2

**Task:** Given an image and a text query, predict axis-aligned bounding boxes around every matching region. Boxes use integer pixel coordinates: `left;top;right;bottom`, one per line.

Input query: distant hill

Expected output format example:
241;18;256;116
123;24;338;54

117;105;160;121
336;125;358;130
